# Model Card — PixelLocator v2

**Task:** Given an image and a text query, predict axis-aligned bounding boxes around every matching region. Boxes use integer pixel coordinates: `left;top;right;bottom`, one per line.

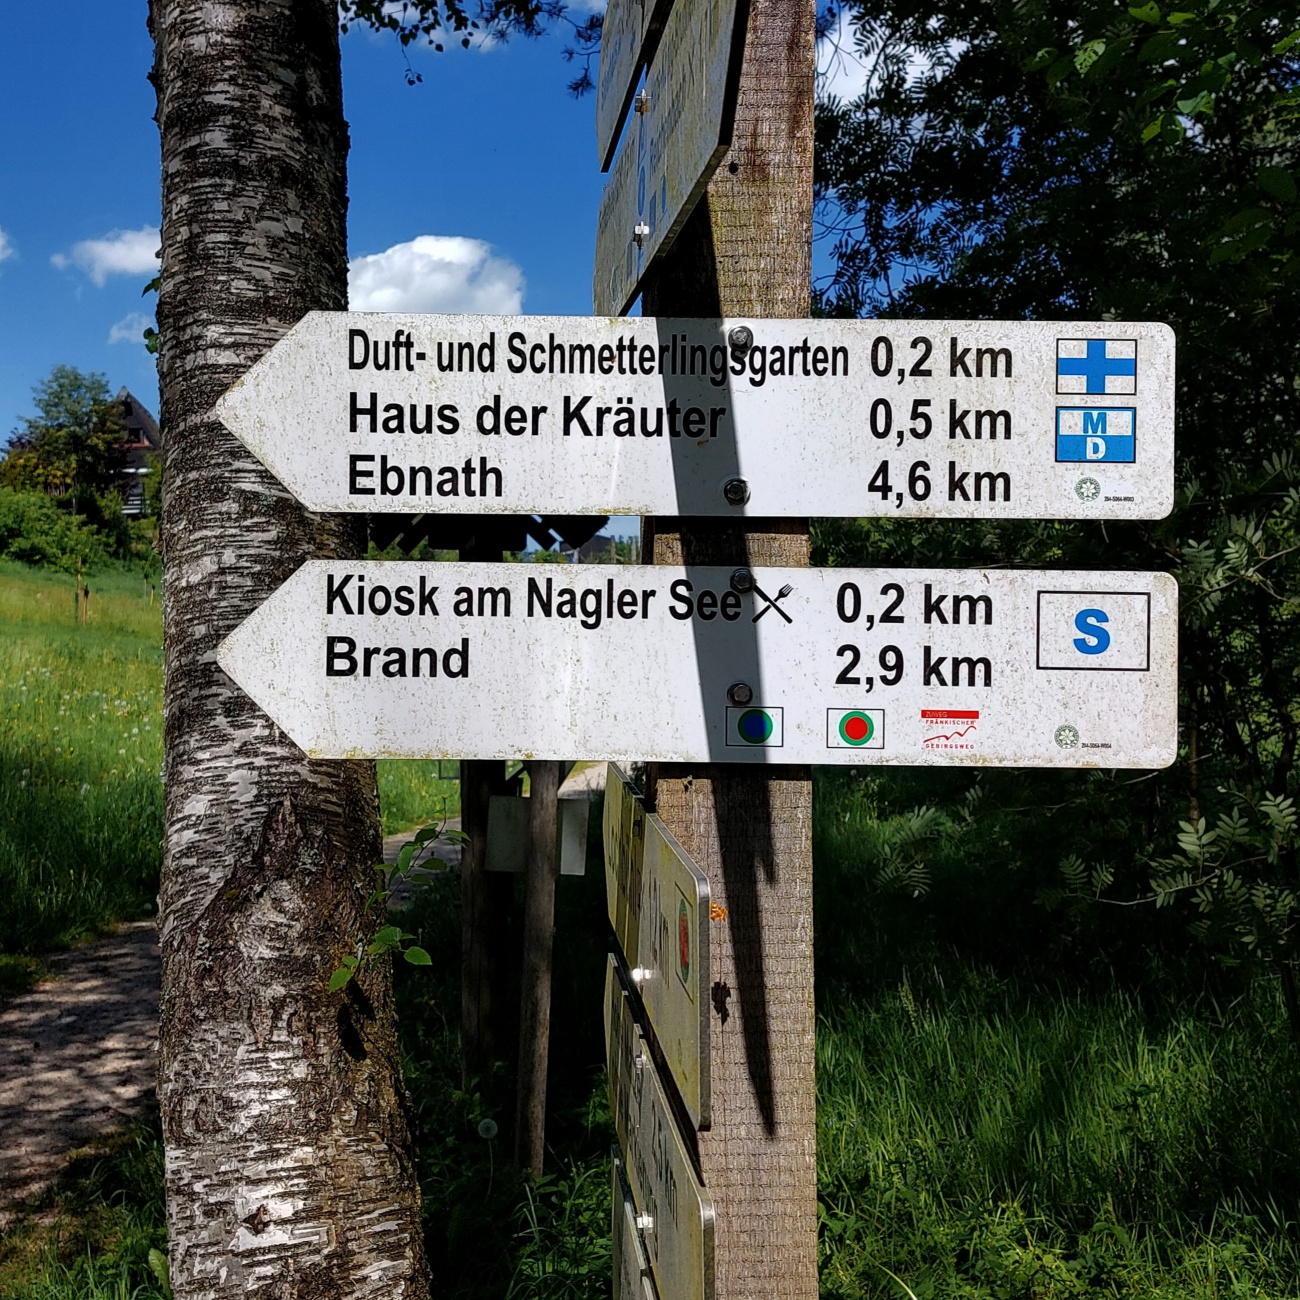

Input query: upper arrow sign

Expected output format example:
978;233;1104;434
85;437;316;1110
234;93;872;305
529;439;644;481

212;312;1176;520
596;0;680;172
593;0;744;313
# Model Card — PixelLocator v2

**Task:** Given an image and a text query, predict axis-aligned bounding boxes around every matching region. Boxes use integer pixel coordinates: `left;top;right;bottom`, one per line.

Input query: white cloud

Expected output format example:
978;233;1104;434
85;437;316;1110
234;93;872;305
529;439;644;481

52;226;160;286
348;235;524;313
0;228;13;265
108;312;153;345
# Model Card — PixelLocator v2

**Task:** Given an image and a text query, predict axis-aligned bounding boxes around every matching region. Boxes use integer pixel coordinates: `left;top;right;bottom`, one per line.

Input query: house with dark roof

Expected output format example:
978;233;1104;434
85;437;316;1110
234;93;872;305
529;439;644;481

115;388;160;516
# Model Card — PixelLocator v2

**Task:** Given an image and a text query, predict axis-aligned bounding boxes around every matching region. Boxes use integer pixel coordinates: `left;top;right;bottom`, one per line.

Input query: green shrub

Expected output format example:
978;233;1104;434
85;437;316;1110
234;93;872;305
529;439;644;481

0;489;107;574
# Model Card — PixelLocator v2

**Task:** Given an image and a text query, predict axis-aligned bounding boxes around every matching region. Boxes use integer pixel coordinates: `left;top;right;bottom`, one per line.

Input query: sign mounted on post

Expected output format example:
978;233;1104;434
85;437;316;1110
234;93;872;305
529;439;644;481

613;1156;660;1300
596;0;679;172
213;314;1176;520
605;764;711;1129
217;561;1179;768
607;956;715;1300
594;0;744;314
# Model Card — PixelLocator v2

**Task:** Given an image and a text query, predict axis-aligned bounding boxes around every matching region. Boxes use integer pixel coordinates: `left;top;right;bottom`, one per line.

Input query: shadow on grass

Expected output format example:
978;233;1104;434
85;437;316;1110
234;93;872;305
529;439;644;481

0;1106;167;1300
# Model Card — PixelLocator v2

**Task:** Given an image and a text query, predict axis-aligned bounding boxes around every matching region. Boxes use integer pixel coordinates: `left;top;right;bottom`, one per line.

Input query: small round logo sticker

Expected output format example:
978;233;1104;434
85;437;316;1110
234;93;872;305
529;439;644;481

736;708;774;744
1055;724;1080;750
838;711;875;746
1075;477;1101;503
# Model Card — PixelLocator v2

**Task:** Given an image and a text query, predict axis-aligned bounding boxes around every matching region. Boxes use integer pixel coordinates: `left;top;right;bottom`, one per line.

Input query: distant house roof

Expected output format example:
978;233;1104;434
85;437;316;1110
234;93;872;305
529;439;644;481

115;389;160;516
116;388;160;452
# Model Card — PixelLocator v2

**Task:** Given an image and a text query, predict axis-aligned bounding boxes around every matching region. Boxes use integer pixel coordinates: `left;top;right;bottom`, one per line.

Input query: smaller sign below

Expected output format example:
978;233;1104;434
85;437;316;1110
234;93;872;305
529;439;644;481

604;765;711;1128
607;955;716;1300
484;794;589;876
613;1155;661;1300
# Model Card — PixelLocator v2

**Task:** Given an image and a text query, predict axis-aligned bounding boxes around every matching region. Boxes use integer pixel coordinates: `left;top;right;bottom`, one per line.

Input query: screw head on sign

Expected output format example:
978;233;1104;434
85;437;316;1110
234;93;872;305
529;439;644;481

730;567;754;594
728;324;753;352
728;681;754;707
722;477;750;506
632;222;650;248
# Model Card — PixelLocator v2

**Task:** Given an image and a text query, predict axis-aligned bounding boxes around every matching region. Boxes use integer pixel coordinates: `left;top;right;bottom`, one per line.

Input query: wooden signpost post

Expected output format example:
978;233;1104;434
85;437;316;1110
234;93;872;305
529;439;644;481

206;2;1182;1296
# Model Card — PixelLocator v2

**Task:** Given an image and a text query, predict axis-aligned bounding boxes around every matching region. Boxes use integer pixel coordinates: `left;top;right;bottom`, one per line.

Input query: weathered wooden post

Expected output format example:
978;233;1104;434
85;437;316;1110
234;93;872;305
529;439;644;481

515;760;562;1174
638;2;820;1293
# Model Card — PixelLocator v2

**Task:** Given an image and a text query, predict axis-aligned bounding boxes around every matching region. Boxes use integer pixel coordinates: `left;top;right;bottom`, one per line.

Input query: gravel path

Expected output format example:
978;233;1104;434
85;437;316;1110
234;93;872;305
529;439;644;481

0;791;595;1220
0;920;160;1219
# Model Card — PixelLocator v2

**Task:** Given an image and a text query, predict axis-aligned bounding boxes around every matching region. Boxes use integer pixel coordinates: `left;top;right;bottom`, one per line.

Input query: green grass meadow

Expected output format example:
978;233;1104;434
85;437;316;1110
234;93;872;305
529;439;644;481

4;557;1300;1297
0;561;164;981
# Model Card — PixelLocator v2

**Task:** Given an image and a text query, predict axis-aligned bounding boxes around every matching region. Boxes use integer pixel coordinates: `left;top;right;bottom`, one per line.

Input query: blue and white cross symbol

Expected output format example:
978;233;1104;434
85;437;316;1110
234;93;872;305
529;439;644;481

1056;338;1137;395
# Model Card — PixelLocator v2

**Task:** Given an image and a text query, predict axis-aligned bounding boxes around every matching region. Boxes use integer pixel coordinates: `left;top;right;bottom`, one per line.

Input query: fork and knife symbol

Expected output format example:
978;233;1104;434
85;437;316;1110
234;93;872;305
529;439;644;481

751;582;794;623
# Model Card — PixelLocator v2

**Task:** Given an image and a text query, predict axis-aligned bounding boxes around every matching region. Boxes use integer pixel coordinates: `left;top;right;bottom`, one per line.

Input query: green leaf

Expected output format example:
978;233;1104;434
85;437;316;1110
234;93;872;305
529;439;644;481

1074;40;1107;75
147;1248;173;1299
1259;167;1297;203
404;945;433;965
1128;1;1161;22
328;966;354;992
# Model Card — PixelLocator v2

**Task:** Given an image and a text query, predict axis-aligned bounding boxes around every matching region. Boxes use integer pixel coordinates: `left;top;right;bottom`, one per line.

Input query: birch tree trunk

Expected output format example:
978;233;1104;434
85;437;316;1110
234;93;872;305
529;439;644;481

150;3;428;1295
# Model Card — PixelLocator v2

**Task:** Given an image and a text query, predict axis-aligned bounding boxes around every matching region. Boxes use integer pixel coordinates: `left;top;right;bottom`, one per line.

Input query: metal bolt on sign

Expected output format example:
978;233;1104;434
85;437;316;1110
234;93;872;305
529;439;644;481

721;477;751;506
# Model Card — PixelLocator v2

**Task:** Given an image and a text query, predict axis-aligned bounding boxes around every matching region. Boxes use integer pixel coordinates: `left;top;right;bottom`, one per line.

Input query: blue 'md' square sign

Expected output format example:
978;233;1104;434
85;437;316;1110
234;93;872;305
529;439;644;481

1055;407;1136;463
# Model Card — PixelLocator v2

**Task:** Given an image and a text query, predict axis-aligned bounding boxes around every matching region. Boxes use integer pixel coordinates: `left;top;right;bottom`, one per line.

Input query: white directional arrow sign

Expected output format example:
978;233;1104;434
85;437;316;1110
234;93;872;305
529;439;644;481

213;313;1176;520
216;562;1178;768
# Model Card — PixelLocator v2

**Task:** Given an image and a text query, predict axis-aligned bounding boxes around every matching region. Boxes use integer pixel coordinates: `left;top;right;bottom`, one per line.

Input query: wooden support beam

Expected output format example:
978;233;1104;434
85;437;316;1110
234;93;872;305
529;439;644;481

640;0;819;1294
515;760;562;1175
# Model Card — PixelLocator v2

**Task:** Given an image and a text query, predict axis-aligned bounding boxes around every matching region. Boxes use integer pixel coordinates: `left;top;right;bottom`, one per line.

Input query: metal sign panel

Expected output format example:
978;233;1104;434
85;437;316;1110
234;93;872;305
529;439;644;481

213;314;1176;520
607;956;715;1300
596;0;646;171
604;764;711;1128
594;0;743;314
613;1156;660;1300
216;562;1179;769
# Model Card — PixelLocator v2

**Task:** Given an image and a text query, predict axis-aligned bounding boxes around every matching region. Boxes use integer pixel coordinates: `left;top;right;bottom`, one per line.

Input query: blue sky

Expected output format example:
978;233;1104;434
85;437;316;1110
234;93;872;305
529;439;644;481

0;3;863;537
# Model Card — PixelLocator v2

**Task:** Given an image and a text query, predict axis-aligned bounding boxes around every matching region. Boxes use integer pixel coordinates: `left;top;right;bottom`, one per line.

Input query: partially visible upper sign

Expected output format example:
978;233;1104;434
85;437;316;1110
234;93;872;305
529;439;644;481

597;0;647;171
607;956;715;1300
605;764;711;1128
596;0;684;172
212;314;1177;520
594;0;743;314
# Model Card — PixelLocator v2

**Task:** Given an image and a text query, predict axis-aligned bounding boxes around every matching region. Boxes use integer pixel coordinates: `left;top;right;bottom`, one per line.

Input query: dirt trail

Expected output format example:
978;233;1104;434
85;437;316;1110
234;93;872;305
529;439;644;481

0;790;598;1220
0;920;160;1219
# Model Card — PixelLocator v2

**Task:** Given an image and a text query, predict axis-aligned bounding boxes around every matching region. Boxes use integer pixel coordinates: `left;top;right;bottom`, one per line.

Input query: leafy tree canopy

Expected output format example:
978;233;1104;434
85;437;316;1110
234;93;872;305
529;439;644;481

1;366;127;503
815;0;1300;1015
340;0;601;91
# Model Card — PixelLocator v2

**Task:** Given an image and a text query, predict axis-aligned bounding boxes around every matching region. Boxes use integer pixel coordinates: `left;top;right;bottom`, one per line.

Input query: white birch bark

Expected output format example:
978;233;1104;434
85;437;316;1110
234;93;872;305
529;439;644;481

149;3;429;1295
